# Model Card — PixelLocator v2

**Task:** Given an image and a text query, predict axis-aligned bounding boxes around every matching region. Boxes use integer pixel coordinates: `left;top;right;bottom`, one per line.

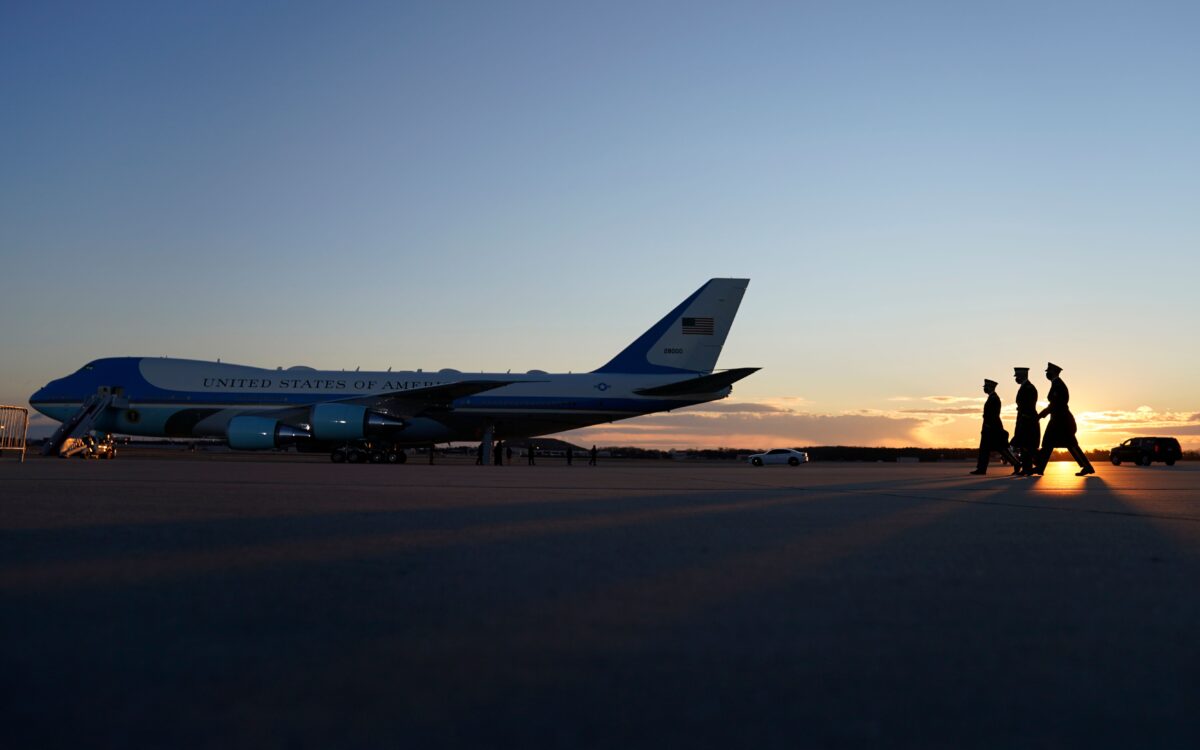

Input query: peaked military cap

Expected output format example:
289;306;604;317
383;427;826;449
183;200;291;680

1046;361;1062;373
984;379;998;388
1014;366;1029;374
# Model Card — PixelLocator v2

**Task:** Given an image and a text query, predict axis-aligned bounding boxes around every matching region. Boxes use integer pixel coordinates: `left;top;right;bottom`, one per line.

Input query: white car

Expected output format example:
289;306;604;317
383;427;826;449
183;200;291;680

748;448;808;467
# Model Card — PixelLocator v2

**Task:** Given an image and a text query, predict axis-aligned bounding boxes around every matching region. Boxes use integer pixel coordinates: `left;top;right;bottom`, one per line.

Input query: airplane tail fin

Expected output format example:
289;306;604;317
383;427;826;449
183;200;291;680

593;278;749;375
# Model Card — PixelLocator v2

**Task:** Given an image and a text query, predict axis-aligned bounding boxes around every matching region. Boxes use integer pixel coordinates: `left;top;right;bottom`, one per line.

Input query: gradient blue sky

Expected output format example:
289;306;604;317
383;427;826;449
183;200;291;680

3;1;1198;447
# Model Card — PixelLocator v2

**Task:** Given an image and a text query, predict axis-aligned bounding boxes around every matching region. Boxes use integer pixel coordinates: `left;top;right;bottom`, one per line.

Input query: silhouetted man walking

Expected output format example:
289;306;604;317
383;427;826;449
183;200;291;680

527;444;536;465
588;445;597;466
971;379;1020;475
1011;367;1040;476
1035;362;1095;476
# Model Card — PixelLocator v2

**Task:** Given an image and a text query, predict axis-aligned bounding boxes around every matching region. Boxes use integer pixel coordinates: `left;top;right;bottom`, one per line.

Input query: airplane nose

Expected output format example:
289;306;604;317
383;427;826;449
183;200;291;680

29;377;66;406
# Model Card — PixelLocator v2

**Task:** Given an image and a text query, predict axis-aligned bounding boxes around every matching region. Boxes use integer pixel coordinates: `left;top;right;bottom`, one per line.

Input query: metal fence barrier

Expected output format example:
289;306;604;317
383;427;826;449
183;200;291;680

1;405;30;463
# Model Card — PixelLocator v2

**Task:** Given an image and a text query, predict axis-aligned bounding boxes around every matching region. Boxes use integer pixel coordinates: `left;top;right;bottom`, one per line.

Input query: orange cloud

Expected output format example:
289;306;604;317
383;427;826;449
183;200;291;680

563;405;929;449
562;399;1200;451
1076;407;1200;448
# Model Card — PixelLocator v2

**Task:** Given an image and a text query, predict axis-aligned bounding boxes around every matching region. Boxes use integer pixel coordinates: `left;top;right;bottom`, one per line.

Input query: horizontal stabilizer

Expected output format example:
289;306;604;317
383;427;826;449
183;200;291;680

633;367;760;397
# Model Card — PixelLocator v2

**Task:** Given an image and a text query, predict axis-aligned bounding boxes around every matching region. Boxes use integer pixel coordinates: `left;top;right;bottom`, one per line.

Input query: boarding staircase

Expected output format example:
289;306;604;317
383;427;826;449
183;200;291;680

43;390;123;457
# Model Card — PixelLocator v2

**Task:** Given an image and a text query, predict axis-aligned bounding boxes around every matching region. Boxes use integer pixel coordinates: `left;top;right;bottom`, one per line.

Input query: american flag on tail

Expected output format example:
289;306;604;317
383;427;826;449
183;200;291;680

681;317;714;335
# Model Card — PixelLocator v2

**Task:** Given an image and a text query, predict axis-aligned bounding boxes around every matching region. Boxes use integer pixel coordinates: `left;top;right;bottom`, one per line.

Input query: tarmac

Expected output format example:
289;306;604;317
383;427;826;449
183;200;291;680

3;454;1200;748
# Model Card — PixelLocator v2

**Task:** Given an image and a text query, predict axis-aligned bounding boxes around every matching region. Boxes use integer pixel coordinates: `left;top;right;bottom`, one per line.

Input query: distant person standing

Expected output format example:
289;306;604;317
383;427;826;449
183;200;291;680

566;446;573;466
528;444;536;465
1036;362;1095;476
970;379;1020;475
494;441;503;466
588;445;597;466
428;443;435;465
1011;367;1040;476
475;443;483;465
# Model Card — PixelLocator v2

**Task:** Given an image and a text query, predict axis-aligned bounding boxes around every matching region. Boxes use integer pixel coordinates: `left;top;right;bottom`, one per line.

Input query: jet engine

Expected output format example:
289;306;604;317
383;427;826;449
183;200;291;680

226;416;311;450
308;403;407;441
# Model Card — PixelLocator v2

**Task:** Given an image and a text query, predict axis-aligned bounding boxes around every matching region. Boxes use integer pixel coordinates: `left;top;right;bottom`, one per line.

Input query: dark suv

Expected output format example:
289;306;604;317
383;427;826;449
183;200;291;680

1110;437;1182;466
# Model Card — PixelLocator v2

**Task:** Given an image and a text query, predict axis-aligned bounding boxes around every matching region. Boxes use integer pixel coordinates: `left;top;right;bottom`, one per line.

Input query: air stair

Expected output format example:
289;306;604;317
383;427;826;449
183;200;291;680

43;390;124;458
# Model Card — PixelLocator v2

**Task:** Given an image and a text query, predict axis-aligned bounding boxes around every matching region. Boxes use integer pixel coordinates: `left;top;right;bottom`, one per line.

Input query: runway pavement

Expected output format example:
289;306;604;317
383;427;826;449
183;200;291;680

3;456;1199;748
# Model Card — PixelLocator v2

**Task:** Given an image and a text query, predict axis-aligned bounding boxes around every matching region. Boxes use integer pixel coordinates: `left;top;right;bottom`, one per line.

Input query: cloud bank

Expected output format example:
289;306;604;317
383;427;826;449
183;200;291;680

563;399;1200;450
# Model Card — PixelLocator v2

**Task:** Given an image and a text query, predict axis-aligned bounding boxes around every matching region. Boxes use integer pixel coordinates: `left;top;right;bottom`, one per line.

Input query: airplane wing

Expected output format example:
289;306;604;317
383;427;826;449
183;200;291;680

632;367;760;397
247;380;520;421
335;379;520;415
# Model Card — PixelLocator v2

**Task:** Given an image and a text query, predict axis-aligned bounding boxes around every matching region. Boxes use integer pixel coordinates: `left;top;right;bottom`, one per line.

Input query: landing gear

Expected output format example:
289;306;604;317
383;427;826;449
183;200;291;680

329;446;369;463
329;442;406;465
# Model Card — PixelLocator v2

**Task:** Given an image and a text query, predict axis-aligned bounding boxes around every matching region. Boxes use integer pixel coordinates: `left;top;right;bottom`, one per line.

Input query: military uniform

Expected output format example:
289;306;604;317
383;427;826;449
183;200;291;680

972;380;1019;474
1012;369;1040;476
1035;364;1095;475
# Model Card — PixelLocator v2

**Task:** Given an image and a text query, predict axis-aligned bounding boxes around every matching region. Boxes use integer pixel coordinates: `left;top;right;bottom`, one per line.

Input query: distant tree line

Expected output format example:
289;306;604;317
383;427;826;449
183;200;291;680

601;445;1200;462
29;436;1199;462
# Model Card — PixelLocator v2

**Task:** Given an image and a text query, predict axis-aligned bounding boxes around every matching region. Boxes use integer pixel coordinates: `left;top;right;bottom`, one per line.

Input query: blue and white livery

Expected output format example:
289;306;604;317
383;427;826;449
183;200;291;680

31;279;756;460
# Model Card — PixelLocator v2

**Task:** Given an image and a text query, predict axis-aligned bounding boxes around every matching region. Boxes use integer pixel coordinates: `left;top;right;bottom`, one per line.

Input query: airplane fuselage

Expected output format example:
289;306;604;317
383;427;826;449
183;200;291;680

30;356;729;445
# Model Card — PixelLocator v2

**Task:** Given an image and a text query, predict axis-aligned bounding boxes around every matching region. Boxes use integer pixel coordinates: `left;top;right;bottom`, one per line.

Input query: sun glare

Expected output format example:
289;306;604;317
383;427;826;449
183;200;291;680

1032;460;1095;491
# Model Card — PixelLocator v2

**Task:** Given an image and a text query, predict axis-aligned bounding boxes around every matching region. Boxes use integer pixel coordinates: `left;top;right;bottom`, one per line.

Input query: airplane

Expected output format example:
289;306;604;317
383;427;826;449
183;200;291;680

30;278;757;462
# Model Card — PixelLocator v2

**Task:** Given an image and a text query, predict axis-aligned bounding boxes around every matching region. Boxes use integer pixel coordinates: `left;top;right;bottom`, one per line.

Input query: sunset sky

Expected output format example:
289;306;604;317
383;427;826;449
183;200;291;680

3;1;1197;450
